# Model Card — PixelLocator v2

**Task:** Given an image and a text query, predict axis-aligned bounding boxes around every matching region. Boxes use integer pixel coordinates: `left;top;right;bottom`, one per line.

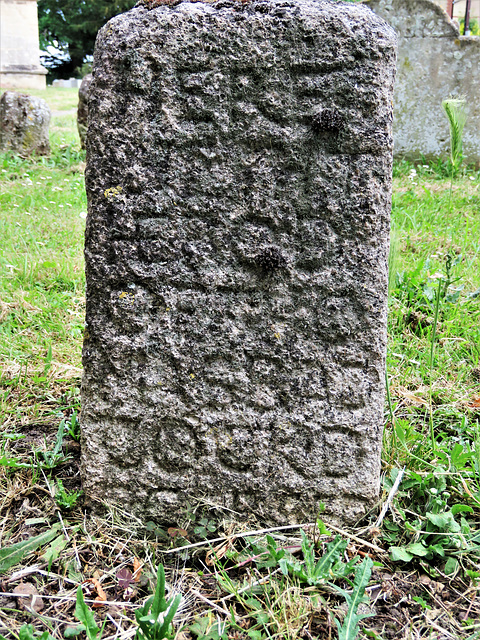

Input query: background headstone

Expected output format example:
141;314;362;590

368;0;480;164
0;0;48;90
0;91;50;156
77;74;93;149
81;0;396;526
52;78;83;88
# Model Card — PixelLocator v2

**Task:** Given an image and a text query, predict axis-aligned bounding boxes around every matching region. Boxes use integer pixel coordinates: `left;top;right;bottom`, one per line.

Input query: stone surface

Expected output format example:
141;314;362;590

53;78;83;88
13;583;44;613
368;0;480;164
0;0;48;90
77;74;93;149
0;91;50;156
81;0;396;526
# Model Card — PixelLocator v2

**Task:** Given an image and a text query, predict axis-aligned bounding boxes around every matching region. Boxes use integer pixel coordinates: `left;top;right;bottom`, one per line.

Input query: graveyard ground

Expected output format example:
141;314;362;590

1;88;480;640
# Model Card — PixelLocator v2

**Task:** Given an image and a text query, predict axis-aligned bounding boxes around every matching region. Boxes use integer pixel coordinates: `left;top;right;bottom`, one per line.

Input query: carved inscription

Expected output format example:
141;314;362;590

81;0;396;525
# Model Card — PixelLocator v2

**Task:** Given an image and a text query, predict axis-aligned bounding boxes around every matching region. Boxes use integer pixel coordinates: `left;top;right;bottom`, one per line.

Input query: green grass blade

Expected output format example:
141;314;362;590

152;564;168;618
158;594;182;639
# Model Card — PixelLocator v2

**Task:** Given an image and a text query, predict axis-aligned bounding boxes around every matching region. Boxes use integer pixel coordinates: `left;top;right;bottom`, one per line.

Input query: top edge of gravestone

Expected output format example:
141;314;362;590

102;0;397;39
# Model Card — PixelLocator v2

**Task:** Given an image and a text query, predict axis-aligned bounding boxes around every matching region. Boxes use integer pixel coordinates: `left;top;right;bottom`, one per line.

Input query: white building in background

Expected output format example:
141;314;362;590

0;0;47;89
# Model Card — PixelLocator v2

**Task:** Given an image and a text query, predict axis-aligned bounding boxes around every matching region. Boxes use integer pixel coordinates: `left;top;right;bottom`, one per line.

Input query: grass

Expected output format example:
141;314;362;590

1;89;480;639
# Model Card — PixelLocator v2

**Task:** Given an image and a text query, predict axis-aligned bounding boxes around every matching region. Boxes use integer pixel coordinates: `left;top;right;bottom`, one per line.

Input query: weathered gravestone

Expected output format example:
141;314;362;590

0;91;50;156
81;0;396;525
77;73;93;149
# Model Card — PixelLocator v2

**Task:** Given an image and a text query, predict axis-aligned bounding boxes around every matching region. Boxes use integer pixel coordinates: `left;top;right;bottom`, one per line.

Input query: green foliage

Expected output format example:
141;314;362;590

38;0;136;78
193;517;217;539
0;525;61;574
67;410;81;442
189;615;229;640
35;417;71;469
460;17;480;35
70;586;107;639
279;532;358;586
387;469;475;566
0;433;32;470
135;564;181;640
332;557;374;640
0;625;56;640
442;98;467;178
54;479;83;510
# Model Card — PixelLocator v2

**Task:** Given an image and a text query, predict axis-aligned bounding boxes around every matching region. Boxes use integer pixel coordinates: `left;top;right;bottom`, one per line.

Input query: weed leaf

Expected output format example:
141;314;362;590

40;534;67;570
405;542;430;557
0;455;32;469
17;625;56;640
0;525;60;574
135;564;181;639
74;586;100;640
426;511;460;532
64;626;86;638
279;533;352;586
389;547;413;562
333;556;374;640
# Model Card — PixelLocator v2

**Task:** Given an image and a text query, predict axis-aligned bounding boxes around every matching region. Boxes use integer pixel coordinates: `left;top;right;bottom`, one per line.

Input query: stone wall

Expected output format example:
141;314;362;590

0;0;47;90
368;0;480;164
80;0;396;527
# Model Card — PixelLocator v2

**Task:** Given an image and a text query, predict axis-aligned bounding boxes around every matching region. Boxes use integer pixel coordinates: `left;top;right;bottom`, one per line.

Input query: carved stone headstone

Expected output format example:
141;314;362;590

77;74;93;149
81;0;396;525
0;91;50;156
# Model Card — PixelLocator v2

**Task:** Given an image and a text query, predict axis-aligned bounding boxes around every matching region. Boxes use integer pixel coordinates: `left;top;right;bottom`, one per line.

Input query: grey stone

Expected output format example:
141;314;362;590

77;74;93;149
81;0;396;526
0;91;50;156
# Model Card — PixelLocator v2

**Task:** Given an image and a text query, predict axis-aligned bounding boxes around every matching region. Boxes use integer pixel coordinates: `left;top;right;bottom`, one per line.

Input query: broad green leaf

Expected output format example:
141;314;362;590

451;504;474;516
301;530;316;578
0;455;32;468
427;544;445;557
19;627;36;640
450;443;471;469
158;594;182;638
406;542;429;557
278;557;293;577
444;557;459;575
40;534;67;568
0;525;60;574
64;626;86;638
17;627;56;640
316;518;331;535
426;511;460;532
151;564;168;618
389;546;413;562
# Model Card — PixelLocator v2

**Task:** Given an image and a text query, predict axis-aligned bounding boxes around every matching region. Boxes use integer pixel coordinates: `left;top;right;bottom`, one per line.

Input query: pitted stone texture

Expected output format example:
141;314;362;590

81;0;396;526
77;74;93;149
0;91;50;156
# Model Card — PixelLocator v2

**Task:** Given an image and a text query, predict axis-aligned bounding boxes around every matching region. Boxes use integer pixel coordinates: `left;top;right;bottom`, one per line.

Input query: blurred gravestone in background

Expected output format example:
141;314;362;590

368;0;480;164
77;74;93;150
0;92;50;156
81;0;396;526
0;0;48;90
